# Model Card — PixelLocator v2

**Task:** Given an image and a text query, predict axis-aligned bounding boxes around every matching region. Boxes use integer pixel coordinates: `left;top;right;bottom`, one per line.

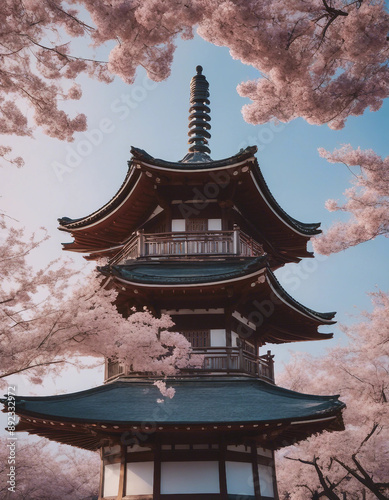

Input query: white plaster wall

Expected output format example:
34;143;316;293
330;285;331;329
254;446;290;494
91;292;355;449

226;461;255;496
231;331;239;347
258;464;275;497
103;463;120;498
171;219;185;232
161;461;220;494
208;218;222;230
125;462;154;495
210;329;226;346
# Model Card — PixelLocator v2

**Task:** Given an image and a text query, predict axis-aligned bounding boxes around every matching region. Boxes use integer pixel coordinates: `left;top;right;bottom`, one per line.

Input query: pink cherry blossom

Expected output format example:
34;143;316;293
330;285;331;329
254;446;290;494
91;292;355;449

276;291;389;499
0;437;99;499
1;0;388;166
313;145;389;255
0;214;197;386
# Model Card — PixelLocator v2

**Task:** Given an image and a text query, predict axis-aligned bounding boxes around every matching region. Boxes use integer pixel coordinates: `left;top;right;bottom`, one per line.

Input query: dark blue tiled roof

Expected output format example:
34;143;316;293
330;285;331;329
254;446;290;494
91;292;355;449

131;146;257;170
101;256;268;285
9;378;344;425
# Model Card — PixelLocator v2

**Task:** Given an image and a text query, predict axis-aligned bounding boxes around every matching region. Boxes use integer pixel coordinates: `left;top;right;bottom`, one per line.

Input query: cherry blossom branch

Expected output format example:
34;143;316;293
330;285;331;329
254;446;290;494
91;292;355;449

48;2;95;33
286;456;344;500
23;35;108;65
0;359;66;379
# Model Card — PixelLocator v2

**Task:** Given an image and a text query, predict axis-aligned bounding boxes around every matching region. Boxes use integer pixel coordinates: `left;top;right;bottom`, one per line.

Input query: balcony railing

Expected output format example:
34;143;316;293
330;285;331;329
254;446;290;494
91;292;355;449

105;348;274;383
112;226;264;264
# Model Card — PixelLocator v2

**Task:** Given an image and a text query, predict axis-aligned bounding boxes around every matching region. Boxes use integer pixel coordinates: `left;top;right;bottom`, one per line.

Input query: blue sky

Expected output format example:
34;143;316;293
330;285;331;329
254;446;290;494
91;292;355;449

2;33;388;399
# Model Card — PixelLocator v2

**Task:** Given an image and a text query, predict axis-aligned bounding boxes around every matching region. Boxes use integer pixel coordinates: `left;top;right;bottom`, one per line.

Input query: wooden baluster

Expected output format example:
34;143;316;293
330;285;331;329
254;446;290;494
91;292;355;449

239;344;244;373
138;229;144;257
233;224;240;255
267;350;275;382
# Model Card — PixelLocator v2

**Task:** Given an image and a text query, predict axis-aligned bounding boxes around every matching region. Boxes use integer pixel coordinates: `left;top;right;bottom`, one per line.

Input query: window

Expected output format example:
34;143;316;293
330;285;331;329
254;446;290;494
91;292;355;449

161;462;219;494
183;330;210;348
186;218;208;232
125;462;154;495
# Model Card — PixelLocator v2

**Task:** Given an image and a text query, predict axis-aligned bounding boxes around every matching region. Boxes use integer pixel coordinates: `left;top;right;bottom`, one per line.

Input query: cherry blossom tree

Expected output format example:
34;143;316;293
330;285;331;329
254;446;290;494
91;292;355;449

0;436;99;499
0;213;198;387
276;291;389;499
1;0;388;166
312;145;389;255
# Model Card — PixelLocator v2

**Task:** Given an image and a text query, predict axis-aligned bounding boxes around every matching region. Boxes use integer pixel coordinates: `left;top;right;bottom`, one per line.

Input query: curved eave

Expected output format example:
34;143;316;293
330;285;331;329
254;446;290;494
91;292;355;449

2;377;345;425
57;168;158;253
266;268;336;324
58;165;140;231
130;145;259;170
131;146;321;239
58;147;321;237
103;260;335;326
57;146;259;233
58;146;320;259
249;165;321;237
100;256;268;288
4;378;345;451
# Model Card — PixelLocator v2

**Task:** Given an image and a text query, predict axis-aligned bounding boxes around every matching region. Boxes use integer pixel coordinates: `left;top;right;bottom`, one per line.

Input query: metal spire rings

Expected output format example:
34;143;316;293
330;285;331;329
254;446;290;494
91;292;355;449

188;65;211;155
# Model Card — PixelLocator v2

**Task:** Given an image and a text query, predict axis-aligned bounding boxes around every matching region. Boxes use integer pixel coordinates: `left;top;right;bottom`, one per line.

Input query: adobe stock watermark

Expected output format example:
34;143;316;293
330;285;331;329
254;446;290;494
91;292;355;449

177;122;285;220
178;169;231;219
119;387;175;447
6;386;17;493
278;253;328;292
235;255;329;341
235;291;285;341
52;76;158;182
238;120;285;152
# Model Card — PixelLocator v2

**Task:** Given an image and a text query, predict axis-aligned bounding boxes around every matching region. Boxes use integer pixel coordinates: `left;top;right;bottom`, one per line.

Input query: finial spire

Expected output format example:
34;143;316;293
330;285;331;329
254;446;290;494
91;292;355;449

188;66;211;155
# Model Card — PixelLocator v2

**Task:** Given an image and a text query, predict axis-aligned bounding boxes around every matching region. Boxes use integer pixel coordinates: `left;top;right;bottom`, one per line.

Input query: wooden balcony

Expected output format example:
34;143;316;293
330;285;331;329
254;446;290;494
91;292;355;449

112;226;264;264
105;348;275;383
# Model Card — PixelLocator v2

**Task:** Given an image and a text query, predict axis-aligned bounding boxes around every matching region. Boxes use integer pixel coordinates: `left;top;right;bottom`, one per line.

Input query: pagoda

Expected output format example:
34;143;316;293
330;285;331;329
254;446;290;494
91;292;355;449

7;67;345;500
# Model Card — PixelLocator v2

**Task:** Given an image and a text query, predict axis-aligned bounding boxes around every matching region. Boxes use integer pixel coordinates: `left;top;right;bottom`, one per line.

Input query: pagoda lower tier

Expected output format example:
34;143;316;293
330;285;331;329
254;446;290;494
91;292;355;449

6;377;345;500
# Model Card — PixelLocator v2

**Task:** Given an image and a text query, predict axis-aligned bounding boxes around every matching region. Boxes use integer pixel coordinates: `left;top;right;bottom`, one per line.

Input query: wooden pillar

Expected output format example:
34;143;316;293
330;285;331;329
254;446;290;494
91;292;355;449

219;443;228;500
225;306;232;373
98;447;104;500
153;442;161;500
117;445;126;500
272;450;280;500
251;443;262;500
267;350;275;382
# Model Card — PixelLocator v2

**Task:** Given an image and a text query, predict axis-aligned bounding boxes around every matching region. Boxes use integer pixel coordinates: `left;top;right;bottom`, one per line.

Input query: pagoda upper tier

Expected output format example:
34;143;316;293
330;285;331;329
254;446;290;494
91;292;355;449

58;145;321;266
